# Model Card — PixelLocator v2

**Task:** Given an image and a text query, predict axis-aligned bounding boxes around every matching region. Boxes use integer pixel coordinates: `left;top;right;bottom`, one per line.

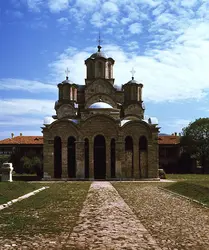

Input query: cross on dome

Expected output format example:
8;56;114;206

130;67;136;80
97;31;103;52
65;67;70;80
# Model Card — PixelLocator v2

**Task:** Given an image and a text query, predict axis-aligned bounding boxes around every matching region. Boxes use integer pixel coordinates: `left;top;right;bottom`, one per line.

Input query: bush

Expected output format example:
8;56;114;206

20;156;34;174
0;155;11;170
32;156;43;177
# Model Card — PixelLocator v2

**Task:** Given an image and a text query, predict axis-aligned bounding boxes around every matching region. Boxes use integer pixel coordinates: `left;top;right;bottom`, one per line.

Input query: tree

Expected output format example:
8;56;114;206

181;118;209;173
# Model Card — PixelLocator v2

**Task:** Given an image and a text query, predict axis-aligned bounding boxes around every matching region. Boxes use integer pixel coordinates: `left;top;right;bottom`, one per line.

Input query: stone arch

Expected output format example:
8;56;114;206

54;136;62;178
81;114;119;139
121;120;153;140
48;120;80;141
85;93;117;109
139;136;148;178
125;136;133;178
68;136;76;178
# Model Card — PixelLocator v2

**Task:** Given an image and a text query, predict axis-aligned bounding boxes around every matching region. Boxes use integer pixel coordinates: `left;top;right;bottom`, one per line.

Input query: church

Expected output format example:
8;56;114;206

42;44;160;180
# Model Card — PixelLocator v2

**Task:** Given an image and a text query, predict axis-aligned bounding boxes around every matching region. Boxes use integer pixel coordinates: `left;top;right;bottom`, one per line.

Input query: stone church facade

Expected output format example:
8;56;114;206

42;45;160;180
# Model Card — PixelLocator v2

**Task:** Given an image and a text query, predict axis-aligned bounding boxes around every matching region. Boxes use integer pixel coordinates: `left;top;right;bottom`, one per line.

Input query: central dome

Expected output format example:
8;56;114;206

90;45;107;59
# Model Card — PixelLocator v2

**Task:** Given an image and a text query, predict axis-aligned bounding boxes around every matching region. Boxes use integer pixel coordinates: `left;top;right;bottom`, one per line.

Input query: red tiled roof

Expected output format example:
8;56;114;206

0;136;43;145
158;136;180;145
0;135;180;145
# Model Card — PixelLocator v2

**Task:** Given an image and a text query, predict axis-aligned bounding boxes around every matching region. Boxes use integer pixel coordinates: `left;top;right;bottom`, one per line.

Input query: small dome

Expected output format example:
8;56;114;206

44;117;55;125
90;51;107;59
62;77;73;84
127;77;139;84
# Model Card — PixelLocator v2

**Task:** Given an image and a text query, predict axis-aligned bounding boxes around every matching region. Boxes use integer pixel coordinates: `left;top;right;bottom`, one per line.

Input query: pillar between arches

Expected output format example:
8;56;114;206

115;140;125;178
106;139;111;179
89;141;94;179
62;141;68;178
75;141;85;178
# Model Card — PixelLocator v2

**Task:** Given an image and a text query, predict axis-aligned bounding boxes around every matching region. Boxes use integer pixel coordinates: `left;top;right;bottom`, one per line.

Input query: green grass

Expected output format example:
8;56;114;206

164;181;209;205
0;182;90;239
167;174;209;181
0;182;43;205
163;174;209;206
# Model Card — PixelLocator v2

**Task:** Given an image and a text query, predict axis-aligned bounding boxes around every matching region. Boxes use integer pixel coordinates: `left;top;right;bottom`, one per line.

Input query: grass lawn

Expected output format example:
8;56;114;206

0;182;44;205
0;182;90;239
165;174;209;206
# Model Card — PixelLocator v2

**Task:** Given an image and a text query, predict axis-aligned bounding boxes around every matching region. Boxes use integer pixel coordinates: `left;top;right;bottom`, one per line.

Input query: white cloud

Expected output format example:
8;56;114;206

27;0;44;12
0;99;55;116
0;79;56;93
48;0;70;12
102;2;118;13
129;23;143;34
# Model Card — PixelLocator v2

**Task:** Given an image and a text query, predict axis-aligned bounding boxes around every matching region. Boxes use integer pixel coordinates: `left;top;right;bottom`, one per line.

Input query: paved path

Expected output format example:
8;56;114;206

68;181;161;250
114;184;209;250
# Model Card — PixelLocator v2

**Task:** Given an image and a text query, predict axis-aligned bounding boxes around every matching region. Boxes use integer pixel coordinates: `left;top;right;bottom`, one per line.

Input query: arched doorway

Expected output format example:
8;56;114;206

68;136;76;178
139;136;148;178
85;138;89;178
94;135;106;179
125;136;133;178
111;138;116;178
54;136;62;178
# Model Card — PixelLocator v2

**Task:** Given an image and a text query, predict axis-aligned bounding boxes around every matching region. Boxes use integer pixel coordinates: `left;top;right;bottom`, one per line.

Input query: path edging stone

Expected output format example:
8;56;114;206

0;186;49;211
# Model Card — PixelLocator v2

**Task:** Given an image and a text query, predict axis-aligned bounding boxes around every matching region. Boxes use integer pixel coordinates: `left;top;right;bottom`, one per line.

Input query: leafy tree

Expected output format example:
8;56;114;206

20;156;34;174
181;118;209;173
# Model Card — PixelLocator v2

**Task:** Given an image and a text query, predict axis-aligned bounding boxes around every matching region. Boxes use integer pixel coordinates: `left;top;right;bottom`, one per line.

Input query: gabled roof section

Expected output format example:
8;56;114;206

0;136;43;145
0;135;180;145
158;135;180;145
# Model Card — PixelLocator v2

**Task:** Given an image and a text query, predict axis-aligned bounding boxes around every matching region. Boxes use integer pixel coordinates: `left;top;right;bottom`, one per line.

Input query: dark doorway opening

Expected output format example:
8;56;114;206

68;136;76;178
94;135;106;179
85;138;89;178
111;138;116;178
54;136;62;178
125;136;133;178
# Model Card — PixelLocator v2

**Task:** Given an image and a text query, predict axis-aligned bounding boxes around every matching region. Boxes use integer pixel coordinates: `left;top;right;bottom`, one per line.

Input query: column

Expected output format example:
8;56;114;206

75;141;85;179
43;143;54;179
106;139;111;179
133;143;139;179
62;141;68;178
89;141;94;179
115;139;125;179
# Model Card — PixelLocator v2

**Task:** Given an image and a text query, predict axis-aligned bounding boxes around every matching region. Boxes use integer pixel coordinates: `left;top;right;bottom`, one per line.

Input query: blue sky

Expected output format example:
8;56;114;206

1;0;209;139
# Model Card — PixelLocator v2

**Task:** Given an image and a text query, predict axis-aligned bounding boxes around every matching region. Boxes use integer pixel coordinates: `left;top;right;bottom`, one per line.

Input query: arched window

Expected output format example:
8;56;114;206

87;62;94;78
108;63;112;79
98;61;103;77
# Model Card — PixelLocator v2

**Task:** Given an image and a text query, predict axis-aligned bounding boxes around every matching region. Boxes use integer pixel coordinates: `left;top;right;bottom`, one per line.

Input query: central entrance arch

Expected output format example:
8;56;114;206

94;135;106;179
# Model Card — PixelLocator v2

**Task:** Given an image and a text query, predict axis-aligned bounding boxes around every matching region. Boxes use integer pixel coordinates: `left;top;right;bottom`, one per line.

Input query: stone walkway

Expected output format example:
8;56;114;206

67;181;161;250
1;181;209;249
